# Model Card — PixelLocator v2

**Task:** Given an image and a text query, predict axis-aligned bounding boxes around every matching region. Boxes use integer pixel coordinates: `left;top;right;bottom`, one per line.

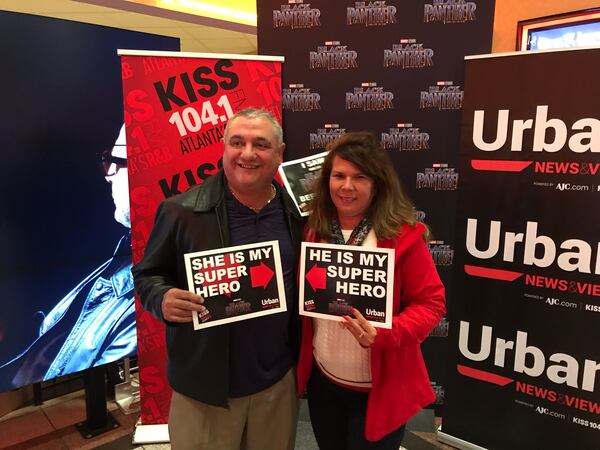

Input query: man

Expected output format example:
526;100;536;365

0;125;136;386
133;108;303;450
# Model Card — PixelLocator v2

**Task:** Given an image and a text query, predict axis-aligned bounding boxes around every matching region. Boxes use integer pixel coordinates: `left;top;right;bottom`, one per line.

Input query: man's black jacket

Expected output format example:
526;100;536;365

132;171;304;406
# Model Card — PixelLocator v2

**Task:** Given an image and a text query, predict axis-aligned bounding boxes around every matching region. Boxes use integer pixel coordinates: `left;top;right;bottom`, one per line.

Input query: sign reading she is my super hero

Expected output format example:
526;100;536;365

299;242;394;328
184;241;286;330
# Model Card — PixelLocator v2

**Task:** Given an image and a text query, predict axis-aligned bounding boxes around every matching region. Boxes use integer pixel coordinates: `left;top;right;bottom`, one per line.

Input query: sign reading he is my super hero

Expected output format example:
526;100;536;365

299;242;394;328
184;241;286;330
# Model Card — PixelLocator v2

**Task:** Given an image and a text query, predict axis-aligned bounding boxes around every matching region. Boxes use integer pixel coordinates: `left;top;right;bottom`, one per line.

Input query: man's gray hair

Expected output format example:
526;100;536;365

224;107;283;146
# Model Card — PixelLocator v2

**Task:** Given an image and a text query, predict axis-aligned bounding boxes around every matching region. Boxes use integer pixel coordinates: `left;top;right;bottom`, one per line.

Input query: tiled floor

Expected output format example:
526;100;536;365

0;389;139;450
0;389;455;450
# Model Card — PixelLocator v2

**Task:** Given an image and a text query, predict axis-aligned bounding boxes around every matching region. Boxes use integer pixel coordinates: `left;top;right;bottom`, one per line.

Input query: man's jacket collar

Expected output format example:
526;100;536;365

186;170;302;221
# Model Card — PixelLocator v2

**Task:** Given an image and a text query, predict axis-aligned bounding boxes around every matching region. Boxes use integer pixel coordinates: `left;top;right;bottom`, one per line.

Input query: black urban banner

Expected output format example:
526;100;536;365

442;48;600;450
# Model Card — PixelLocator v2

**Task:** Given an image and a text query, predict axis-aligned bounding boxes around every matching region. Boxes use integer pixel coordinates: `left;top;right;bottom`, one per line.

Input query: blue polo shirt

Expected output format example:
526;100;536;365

225;183;295;397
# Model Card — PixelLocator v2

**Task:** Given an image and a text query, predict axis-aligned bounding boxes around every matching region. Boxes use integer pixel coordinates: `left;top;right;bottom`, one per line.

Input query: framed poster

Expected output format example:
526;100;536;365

278;151;327;216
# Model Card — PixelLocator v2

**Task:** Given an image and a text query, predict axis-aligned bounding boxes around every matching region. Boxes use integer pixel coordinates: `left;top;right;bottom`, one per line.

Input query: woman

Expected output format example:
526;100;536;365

297;131;446;449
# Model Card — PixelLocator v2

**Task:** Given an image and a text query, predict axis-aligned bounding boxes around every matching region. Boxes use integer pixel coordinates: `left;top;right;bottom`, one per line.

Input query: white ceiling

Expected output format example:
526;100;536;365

0;0;258;54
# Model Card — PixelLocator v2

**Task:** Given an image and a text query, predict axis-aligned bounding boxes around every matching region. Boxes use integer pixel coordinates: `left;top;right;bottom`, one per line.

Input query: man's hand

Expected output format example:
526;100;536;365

161;288;205;323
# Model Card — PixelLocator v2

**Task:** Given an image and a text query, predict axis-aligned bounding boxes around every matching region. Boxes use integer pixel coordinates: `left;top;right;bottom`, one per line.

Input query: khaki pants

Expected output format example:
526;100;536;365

168;369;298;450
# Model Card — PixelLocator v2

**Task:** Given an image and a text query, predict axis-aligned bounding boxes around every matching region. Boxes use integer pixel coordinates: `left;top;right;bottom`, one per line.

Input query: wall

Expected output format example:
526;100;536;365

0;0;255;53
0;388;31;418
492;0;599;52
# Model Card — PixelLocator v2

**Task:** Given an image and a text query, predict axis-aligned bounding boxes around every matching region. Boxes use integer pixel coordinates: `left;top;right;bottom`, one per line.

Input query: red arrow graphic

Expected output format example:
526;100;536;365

306;264;327;291
457;364;514;386
471;159;533;172
464;265;523;281
250;262;274;288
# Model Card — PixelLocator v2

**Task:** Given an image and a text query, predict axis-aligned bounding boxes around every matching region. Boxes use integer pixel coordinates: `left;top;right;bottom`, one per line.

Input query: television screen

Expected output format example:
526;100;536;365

0;11;179;392
517;9;600;51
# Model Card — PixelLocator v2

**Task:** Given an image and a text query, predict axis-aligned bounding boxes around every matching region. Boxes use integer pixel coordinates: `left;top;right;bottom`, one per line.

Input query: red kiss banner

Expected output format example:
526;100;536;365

119;50;283;424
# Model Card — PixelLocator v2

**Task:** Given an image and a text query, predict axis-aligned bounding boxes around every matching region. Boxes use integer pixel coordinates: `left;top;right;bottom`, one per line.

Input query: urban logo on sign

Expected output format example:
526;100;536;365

470;105;599;172
465;218;599;276
458;321;599;395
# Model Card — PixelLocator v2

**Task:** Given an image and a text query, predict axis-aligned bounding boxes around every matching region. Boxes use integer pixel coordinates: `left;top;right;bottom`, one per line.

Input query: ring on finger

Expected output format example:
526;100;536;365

358;331;365;339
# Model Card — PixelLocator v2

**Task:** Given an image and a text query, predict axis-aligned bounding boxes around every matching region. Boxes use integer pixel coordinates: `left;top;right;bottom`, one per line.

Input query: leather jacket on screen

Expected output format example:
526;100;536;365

0;234;136;389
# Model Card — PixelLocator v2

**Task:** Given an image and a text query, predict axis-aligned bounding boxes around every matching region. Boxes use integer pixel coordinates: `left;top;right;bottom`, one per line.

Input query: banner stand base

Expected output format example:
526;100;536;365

437;428;488;450
132;423;170;445
114;359;140;415
115;381;140;415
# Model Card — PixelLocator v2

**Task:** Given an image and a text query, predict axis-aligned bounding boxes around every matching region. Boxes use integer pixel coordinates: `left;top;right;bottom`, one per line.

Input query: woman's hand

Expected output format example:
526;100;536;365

341;308;377;348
